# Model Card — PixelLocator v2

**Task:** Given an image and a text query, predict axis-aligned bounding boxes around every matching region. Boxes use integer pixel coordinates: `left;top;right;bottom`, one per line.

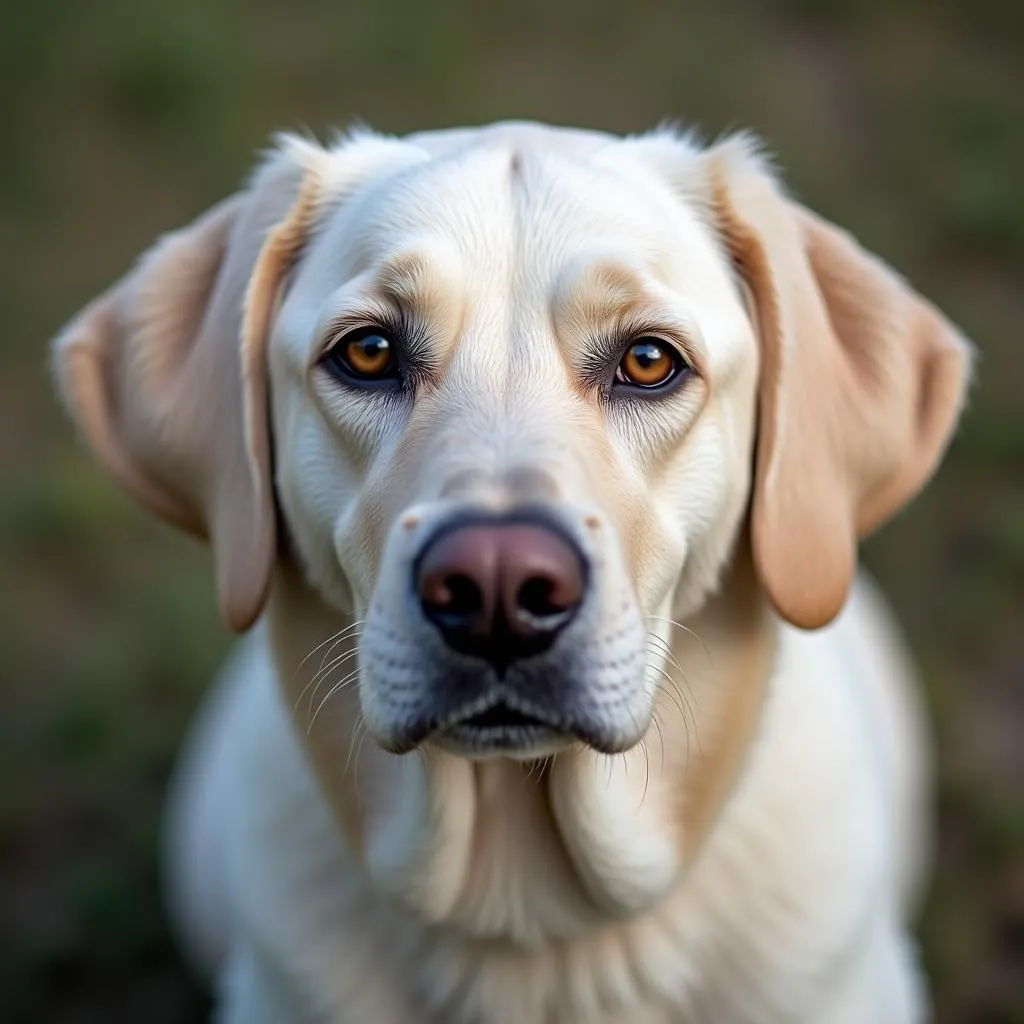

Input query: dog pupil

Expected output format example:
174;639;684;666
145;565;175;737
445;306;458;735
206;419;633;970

637;342;661;365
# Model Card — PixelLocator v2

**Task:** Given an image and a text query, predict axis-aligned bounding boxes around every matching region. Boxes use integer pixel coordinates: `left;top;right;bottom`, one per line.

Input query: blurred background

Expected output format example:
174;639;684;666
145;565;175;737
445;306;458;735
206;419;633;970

1;0;1021;1021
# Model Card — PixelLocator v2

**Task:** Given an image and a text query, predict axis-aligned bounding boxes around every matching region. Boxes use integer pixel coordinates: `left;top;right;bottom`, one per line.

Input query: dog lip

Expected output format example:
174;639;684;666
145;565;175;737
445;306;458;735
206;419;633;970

437;697;636;757
376;694;641;757
455;700;556;731
373;697;556;754
433;696;572;755
436;716;571;758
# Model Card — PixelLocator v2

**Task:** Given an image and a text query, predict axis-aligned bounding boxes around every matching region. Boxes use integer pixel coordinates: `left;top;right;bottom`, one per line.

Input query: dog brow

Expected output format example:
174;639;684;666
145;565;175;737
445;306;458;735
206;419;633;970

554;258;650;329
377;247;465;334
377;250;438;305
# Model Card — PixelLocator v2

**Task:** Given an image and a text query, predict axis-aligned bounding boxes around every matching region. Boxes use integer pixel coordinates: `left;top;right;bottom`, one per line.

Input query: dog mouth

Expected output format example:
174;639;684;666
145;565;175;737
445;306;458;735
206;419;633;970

435;701;571;758
459;703;551;730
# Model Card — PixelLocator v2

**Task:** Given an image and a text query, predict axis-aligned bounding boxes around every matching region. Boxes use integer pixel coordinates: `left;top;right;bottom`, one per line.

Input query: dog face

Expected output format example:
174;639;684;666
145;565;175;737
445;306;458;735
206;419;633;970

52;122;971;764
269;128;759;759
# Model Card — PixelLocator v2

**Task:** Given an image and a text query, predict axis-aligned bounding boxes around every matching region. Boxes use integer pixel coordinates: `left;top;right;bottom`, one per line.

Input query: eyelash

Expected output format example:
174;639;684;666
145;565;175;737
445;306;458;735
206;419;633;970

579;329;694;395
319;309;434;390
322;307;402;356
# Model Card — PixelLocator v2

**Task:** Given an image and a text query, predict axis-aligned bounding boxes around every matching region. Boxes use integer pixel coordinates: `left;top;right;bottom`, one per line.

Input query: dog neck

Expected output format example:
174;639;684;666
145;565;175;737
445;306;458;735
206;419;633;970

266;541;775;947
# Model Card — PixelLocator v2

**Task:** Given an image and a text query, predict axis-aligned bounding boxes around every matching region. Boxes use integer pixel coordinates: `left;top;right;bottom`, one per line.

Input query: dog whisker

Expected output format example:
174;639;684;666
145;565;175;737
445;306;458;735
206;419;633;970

294;646;360;714
650;711;667;773
308;666;361;732
341;712;367;779
638;734;651;813
294;620;365;676
644;648;688;718
314;622;364;676
646;635;703;717
647;660;701;762
644;615;713;669
352;721;371;808
645;636;703;730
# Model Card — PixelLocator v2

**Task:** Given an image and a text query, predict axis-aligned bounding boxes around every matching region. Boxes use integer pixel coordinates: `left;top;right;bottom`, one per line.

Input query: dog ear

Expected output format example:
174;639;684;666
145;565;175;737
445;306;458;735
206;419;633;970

706;137;973;628
51;138;327;632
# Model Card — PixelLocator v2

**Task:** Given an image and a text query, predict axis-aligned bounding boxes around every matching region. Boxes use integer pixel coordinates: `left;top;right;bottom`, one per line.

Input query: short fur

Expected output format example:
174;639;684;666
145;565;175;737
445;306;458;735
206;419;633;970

53;121;972;1023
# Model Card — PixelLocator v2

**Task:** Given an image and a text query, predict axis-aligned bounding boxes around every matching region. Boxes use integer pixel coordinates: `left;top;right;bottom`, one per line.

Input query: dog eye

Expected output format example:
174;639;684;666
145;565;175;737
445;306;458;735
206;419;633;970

322;328;399;385
614;338;687;390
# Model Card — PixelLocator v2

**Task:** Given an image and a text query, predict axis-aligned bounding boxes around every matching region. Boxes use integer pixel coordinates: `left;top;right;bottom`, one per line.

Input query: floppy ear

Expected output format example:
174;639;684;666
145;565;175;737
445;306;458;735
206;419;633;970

51;139;327;631
706;137;973;629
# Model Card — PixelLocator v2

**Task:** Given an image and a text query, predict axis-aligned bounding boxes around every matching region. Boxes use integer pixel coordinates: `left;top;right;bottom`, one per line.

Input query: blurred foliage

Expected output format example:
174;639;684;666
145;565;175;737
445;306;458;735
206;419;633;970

0;0;1021;1021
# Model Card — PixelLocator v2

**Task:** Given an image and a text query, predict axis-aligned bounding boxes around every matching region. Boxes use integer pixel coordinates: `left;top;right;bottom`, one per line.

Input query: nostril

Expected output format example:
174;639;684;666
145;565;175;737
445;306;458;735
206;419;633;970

429;574;484;627
516;576;567;621
416;523;501;641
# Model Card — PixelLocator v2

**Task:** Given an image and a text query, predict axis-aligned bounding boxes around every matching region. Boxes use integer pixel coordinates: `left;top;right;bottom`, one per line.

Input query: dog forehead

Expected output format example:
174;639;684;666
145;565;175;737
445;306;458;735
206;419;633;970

279;126;745;379
316;129;717;291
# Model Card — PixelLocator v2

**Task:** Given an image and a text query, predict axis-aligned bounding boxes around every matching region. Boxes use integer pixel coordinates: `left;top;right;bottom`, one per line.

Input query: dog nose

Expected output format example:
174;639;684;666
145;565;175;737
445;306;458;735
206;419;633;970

416;518;585;668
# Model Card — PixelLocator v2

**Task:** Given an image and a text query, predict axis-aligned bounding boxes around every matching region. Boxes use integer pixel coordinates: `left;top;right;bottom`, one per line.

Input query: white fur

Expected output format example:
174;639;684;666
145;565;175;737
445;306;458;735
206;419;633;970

157;122;937;1022
171;577;927;1023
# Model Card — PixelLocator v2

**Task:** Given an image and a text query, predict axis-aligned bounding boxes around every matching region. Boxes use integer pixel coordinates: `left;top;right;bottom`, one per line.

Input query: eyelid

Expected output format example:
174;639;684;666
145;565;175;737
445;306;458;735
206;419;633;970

628;314;705;377
621;309;701;364
622;332;697;374
312;305;443;397
578;316;704;392
315;304;404;365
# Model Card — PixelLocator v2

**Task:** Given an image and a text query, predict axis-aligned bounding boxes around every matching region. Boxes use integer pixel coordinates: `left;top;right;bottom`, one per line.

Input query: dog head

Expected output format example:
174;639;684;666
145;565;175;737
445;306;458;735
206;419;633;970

52;121;972;766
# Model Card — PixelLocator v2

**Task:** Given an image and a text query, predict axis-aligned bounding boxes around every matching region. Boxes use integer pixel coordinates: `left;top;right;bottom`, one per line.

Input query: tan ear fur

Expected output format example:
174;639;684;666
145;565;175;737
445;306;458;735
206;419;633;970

707;137;973;629
52;141;325;632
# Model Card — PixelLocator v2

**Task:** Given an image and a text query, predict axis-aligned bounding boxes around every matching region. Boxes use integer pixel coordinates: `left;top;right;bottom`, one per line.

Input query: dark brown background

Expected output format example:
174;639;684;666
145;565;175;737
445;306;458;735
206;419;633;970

1;1;1021;1021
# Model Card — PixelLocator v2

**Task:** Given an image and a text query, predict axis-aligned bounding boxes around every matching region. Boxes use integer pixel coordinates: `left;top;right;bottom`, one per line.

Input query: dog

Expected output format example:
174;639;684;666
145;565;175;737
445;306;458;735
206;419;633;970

52;121;973;1023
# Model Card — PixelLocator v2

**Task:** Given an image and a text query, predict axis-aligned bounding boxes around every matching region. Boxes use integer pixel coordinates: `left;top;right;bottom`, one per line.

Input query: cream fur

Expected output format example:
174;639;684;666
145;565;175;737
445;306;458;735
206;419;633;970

52;121;973;1023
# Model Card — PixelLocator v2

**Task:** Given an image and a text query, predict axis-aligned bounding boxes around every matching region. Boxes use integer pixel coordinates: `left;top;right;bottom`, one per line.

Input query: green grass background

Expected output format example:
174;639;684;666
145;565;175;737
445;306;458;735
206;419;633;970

1;1;1021;1020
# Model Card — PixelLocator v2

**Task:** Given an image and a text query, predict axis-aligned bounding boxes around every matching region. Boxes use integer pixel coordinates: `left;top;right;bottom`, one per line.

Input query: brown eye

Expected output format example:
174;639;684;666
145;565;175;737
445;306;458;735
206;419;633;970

322;328;399;386
615;338;685;390
345;333;393;376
